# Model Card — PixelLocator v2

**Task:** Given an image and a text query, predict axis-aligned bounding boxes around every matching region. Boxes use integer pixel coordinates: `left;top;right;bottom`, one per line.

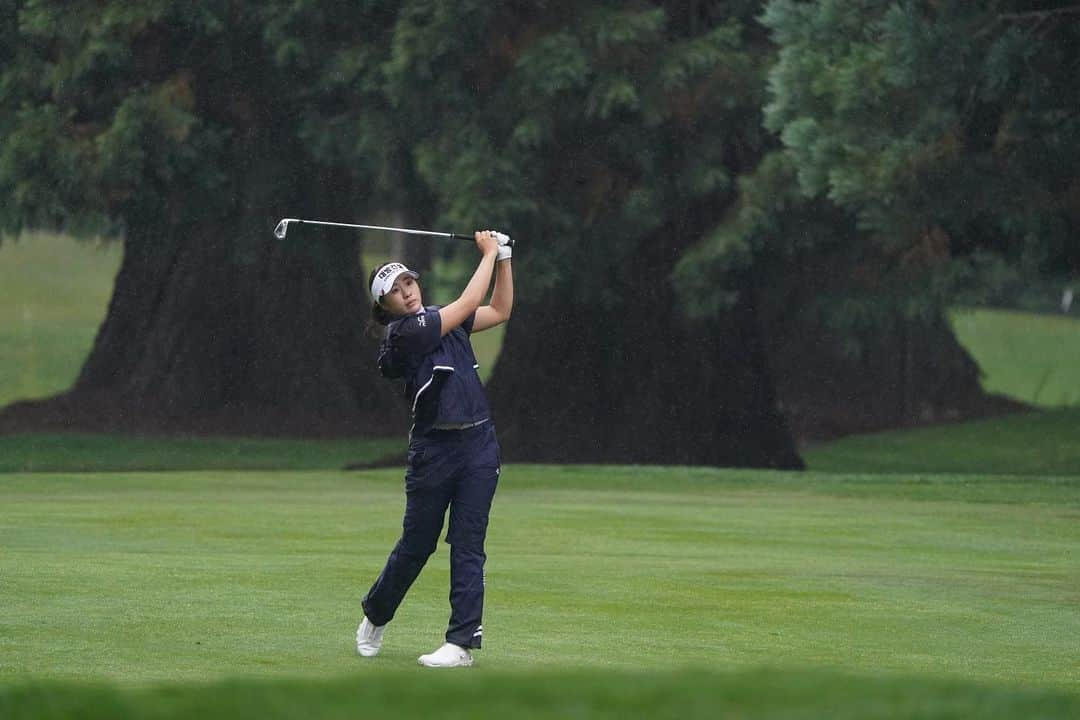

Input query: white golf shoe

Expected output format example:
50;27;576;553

418;642;474;668
355;617;385;657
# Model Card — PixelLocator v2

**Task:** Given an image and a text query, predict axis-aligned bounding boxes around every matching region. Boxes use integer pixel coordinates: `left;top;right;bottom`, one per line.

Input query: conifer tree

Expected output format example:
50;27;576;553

671;0;1077;437
0;1;407;434
367;1;801;466
0;1;807;466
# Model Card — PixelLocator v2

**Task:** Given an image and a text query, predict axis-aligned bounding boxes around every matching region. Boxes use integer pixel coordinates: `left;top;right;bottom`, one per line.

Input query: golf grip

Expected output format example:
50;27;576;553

451;232;515;247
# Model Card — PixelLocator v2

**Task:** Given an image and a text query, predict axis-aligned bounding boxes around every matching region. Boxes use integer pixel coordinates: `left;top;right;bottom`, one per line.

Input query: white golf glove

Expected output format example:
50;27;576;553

488;230;512;261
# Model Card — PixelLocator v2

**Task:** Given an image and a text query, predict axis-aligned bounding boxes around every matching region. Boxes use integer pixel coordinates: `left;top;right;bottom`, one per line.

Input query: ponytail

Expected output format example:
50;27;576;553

370;302;394;326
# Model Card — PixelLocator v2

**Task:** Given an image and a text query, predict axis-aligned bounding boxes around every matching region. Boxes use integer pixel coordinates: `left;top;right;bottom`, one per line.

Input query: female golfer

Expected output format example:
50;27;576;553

356;229;512;667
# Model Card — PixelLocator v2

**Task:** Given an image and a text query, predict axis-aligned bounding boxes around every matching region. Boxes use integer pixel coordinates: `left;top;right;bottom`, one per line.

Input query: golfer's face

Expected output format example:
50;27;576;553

383;275;422;316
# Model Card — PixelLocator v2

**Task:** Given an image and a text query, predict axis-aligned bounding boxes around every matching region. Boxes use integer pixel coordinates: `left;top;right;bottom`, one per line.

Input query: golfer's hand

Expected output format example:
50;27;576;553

487;230;512;261
475;230;499;257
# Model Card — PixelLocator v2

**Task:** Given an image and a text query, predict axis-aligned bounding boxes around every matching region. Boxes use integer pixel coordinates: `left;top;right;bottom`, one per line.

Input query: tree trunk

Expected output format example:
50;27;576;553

0;137;405;436
755;255;1028;443
486;235;803;469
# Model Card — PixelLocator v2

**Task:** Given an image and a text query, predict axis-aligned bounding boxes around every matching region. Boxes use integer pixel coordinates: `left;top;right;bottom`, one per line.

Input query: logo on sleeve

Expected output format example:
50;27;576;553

417;315;426;328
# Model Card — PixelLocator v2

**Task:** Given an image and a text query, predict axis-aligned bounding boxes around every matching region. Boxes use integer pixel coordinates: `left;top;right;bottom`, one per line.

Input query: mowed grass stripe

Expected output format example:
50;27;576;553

1;468;1077;691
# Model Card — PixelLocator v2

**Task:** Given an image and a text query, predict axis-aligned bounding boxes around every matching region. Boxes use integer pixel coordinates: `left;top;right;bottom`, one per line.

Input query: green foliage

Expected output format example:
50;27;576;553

0;1;408;243
761;0;1080;274
2;1;773;305
354;2;770;300
675;151;852;316
1;2;224;235
680;0;1080;330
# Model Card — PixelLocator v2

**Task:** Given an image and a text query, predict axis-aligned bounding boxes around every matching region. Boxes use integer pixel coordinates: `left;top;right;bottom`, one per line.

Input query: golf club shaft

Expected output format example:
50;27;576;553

277;218;474;241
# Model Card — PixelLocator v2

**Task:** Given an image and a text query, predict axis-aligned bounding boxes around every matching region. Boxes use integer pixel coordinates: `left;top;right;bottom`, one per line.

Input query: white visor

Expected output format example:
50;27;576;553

371;262;420;303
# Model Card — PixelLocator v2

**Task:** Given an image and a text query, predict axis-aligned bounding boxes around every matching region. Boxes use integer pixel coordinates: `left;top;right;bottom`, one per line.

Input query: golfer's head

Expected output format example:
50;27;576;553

369;262;422;322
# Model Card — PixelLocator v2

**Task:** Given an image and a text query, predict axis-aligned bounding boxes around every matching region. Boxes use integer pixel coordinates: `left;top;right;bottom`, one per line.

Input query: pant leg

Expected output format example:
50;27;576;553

362;436;457;626
445;424;500;648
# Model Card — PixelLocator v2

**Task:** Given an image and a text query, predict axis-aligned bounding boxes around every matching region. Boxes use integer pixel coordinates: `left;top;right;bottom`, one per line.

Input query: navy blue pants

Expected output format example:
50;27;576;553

362;422;500;649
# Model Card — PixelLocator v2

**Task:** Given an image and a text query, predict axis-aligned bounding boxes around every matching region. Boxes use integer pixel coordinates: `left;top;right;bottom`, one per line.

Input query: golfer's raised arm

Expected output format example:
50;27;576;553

473;245;512;333
438;231;499;336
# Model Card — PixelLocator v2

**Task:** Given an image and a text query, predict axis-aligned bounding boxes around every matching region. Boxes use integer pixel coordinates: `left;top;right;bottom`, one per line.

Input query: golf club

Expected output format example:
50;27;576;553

273;218;512;246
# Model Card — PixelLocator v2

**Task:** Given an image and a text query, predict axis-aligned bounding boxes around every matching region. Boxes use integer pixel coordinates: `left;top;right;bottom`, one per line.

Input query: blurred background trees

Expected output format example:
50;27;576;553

0;2;408;434
2;1;1076;462
675;0;1078;438
361;1;802;466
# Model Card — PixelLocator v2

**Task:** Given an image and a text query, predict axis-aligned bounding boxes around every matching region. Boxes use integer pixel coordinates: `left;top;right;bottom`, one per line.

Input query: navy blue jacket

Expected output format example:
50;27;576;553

378;306;490;434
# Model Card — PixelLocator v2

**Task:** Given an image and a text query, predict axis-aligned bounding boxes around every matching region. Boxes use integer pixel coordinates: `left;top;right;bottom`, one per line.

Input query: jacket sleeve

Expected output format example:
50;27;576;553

390;309;442;355
378;310;444;378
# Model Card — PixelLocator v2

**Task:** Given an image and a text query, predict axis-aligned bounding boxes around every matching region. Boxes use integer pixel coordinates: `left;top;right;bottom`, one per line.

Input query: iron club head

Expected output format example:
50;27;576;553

273;218;295;239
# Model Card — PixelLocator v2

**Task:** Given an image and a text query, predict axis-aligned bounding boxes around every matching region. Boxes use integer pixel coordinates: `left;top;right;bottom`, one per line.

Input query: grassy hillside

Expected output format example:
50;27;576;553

802;406;1080;475
0;233;121;407
950;306;1080;407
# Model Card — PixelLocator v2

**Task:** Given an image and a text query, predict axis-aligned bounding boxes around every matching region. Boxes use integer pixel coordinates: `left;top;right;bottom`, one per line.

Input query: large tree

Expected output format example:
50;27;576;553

0;2;414;435
672;0;1078;438
1;0;803;467
362;1;803;466
759;0;1080;277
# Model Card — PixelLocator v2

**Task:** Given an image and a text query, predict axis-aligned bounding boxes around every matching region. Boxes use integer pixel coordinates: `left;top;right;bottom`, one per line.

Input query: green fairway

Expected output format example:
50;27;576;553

950;307;1080;407
2;467;1078;697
